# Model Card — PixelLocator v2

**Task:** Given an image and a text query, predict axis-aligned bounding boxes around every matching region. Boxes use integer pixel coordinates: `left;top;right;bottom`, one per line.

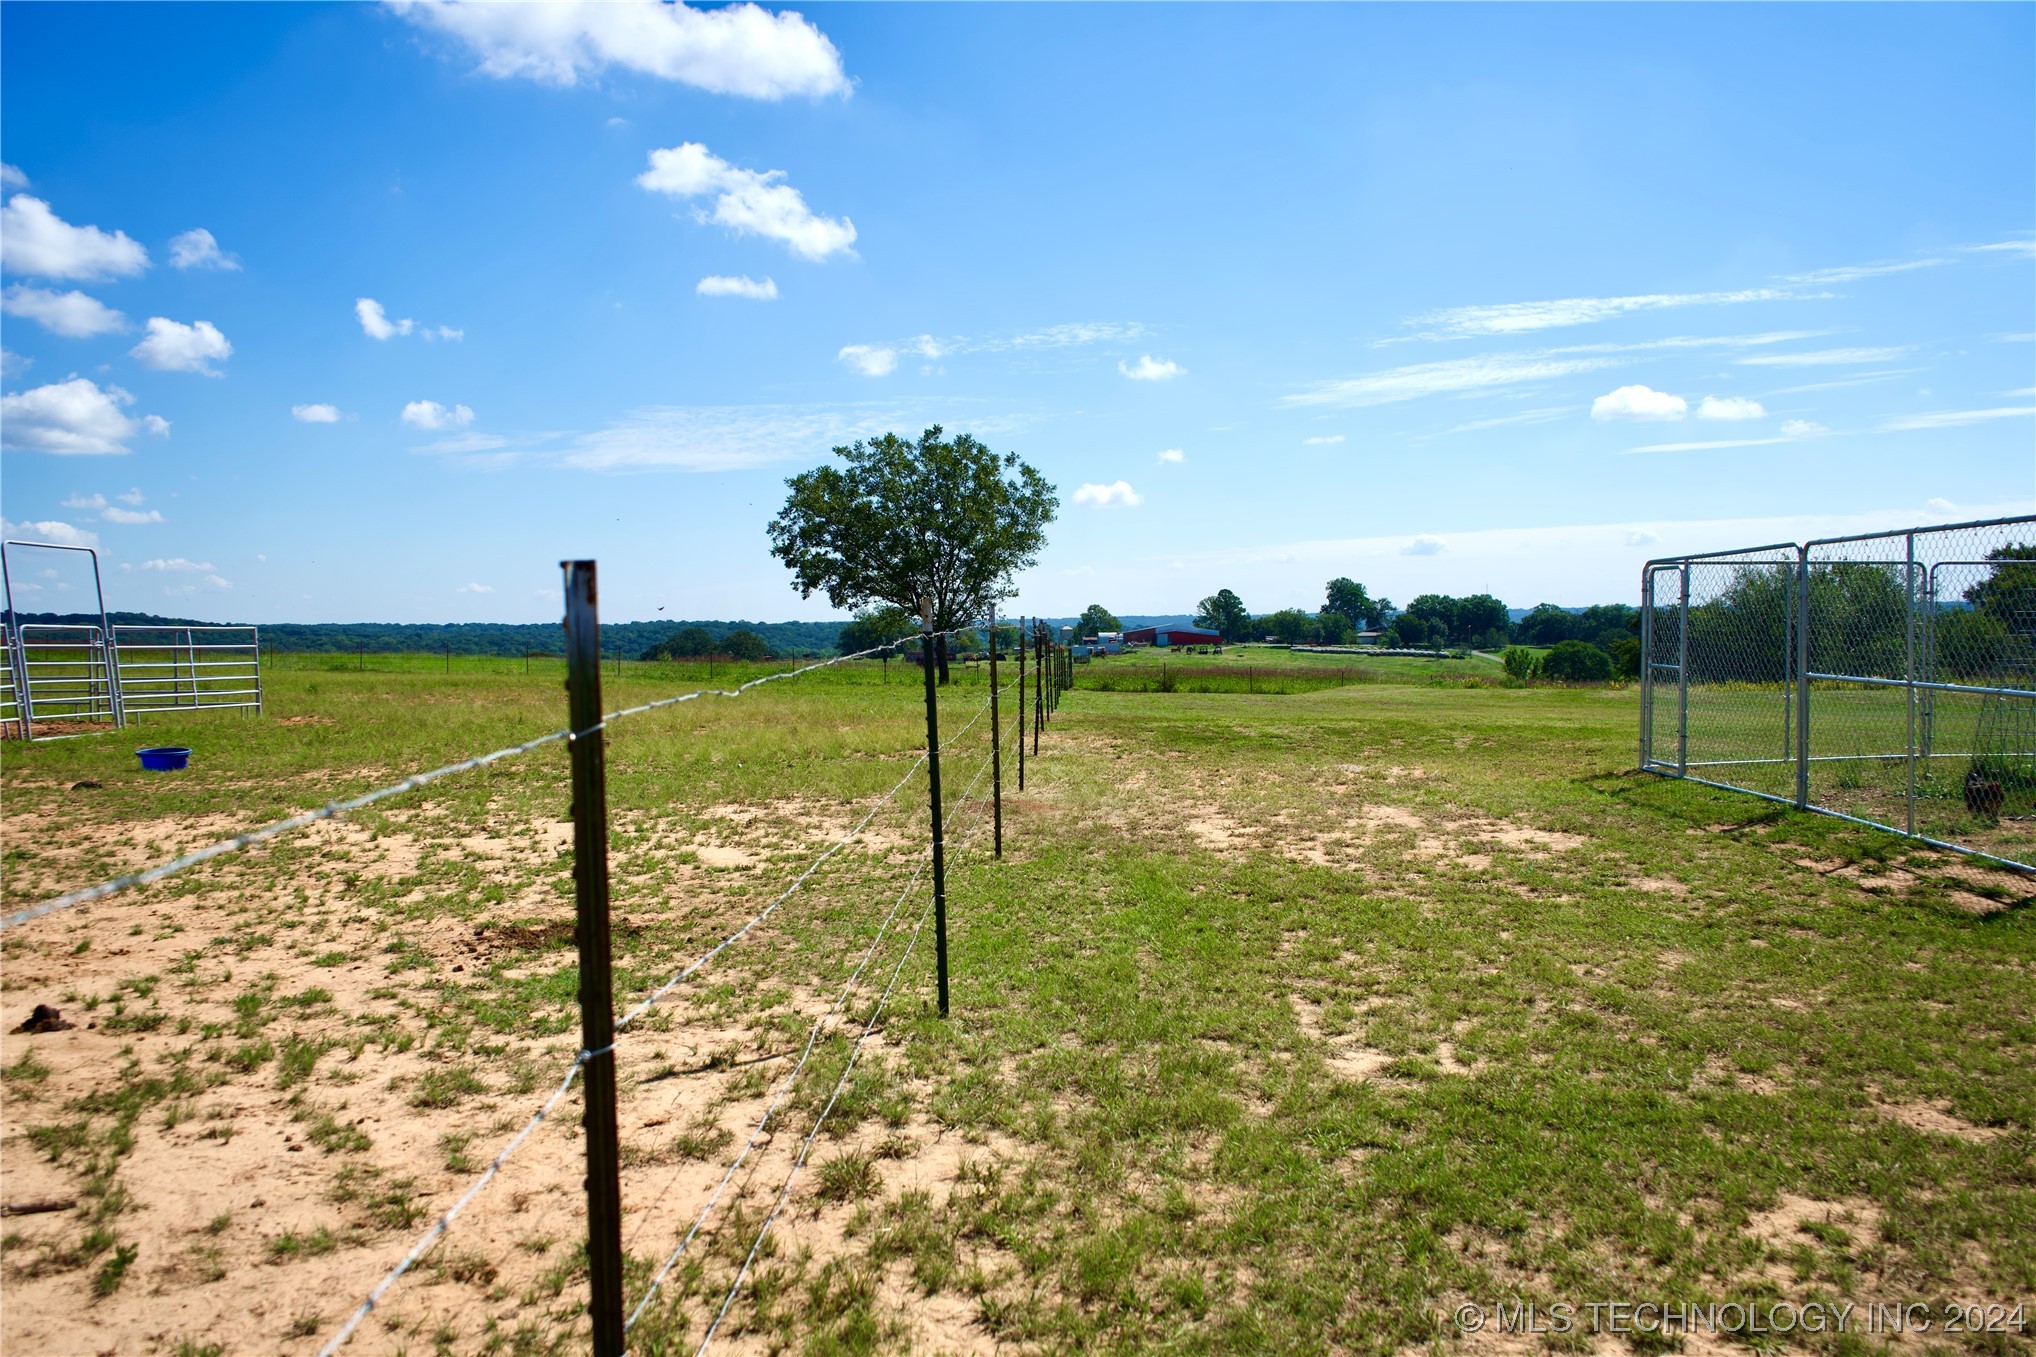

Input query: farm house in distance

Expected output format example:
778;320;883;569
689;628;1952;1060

1122;625;1222;648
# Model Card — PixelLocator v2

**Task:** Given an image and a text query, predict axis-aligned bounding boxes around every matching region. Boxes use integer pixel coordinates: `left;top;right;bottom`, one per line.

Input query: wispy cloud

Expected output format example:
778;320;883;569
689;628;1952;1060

1962;238;2036;260
401;400;475;430
1401;535;1446;556
1735;346;1914;367
1;284;127;337
1426;407;1569;438
292;403;342;423
1287;351;1620;408
1403;288;1796;339
356;297;462;342
1778;258;1949;285
1696;395;1766;421
561;403;923;473
1763;369;1923;395
167;228;240;271
1302;434;1346;445
1157;447;1186;463
1878;406;2036;433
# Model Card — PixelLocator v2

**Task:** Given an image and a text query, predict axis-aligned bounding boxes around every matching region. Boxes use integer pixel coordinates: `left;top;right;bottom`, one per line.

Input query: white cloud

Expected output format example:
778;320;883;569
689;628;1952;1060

1696;395;1766;421
1879;406;2035;432
0;348;28;378
140;414;170;437
1157;447;1185;463
1119;355;1183;382
1405;287;1793;339
401;400;476;430
1591;385;1687;422
696;274;778;300
130;317;232;375
1626;530;1660;547
143;557;216;572
102;505;165;525
1;284;126;338
423;325;463;342
0;377;162;455
1401;535;1446;555
1991;332;2036;344
638;142;856;261
116;487;145;505
1779;258;1948;285
0;195;149;280
1073;480;1142;508
0;164;25;189
167;228;240;271
61;493;107;510
1779;419;1829;437
1287;351;1620;407
1927;497;1958;513
1302;434;1345;445
356;296;412;340
389;0;849;98
0;517;97;548
457;582;495;594
836;344;896;377
1736;346;1914;367
292;403;342;423
203;575;232;590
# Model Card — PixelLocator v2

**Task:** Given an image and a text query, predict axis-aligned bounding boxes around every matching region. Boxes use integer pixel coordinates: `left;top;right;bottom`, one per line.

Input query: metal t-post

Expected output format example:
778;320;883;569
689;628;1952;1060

1032;626;1042;755
919;600;950;1017
1016;616;1026;791
988;604;1003;858
560;560;626;1357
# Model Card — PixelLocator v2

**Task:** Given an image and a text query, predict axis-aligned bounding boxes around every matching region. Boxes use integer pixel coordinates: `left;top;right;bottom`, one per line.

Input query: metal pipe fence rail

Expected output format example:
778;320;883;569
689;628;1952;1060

1640;513;2036;872
5;566;1067;1357
109;625;263;718
14;623;123;734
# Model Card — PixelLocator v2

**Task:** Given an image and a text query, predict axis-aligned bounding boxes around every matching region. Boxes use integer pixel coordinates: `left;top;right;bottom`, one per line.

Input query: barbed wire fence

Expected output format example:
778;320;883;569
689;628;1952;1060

3;562;1082;1355
1640;512;2035;872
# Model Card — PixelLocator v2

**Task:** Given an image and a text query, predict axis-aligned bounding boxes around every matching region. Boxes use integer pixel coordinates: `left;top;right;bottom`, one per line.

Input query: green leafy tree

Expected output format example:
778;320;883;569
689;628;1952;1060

1541;639;1613;682
1194;589;1252;642
1383;614;1432;648
1515;603;1576;646
768;426;1057;683
1501;646;1541;679
1608;636;1642;678
1076;604;1122;637
720;629;770;661
642;626;717;661
1259;608;1315;645
837;605;918;657
1323;577;1387;631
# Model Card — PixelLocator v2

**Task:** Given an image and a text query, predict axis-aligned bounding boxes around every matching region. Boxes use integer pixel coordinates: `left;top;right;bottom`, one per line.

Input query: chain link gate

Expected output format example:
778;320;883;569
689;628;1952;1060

1641;514;2036;872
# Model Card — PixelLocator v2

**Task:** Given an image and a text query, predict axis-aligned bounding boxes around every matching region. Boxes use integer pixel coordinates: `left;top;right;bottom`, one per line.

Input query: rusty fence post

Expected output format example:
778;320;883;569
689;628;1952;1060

561;560;626;1357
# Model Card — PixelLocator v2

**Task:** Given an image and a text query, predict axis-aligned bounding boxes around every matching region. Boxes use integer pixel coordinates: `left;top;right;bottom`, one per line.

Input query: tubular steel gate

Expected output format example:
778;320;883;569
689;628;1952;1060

1641;514;2036;872
3;539;265;739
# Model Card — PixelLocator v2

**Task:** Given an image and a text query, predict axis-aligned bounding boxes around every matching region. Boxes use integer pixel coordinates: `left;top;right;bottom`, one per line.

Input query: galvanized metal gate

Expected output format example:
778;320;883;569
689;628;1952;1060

3;539;264;740
1641;514;2035;872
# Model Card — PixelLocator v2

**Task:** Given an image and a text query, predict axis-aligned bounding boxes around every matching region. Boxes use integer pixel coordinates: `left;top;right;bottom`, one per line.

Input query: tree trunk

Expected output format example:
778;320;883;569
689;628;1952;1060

936;632;951;685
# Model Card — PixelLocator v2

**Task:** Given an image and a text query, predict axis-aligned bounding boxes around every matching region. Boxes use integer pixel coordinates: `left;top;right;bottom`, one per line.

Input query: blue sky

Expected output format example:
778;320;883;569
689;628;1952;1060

2;2;2031;625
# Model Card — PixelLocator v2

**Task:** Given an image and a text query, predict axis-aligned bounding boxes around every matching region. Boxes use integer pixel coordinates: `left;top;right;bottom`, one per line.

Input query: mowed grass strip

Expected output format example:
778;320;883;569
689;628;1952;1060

2;663;2030;1355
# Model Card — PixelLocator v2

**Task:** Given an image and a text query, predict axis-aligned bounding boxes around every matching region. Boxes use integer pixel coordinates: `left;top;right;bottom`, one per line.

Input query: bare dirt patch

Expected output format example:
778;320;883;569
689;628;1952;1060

1874;1099;2003;1143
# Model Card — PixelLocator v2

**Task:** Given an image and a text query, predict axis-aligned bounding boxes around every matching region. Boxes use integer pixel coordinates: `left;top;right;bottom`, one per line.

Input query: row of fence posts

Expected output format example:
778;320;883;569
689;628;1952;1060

555;568;1072;1355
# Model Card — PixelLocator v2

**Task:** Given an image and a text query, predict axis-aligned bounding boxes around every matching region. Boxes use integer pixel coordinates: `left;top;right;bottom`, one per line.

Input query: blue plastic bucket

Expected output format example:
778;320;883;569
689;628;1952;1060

137;746;192;772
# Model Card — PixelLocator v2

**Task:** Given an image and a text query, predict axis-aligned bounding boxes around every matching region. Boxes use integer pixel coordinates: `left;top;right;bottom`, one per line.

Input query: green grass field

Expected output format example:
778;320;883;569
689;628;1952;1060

2;661;2032;1356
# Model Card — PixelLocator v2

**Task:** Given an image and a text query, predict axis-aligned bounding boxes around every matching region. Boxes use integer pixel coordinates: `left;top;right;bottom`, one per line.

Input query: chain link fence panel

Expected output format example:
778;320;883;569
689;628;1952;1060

1642;514;2035;872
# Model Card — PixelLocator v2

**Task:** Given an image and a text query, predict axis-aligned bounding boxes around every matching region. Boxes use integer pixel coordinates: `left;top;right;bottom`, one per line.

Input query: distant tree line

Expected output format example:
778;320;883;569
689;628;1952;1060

3;613;848;659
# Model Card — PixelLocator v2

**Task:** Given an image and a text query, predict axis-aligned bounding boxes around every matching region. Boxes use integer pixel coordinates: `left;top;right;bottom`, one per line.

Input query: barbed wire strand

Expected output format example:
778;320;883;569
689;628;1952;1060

311;676;1008;1354
621;845;936;1334
692;777;1007;1355
621;716;1010;1332
315;1052;592;1357
3;628;989;932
